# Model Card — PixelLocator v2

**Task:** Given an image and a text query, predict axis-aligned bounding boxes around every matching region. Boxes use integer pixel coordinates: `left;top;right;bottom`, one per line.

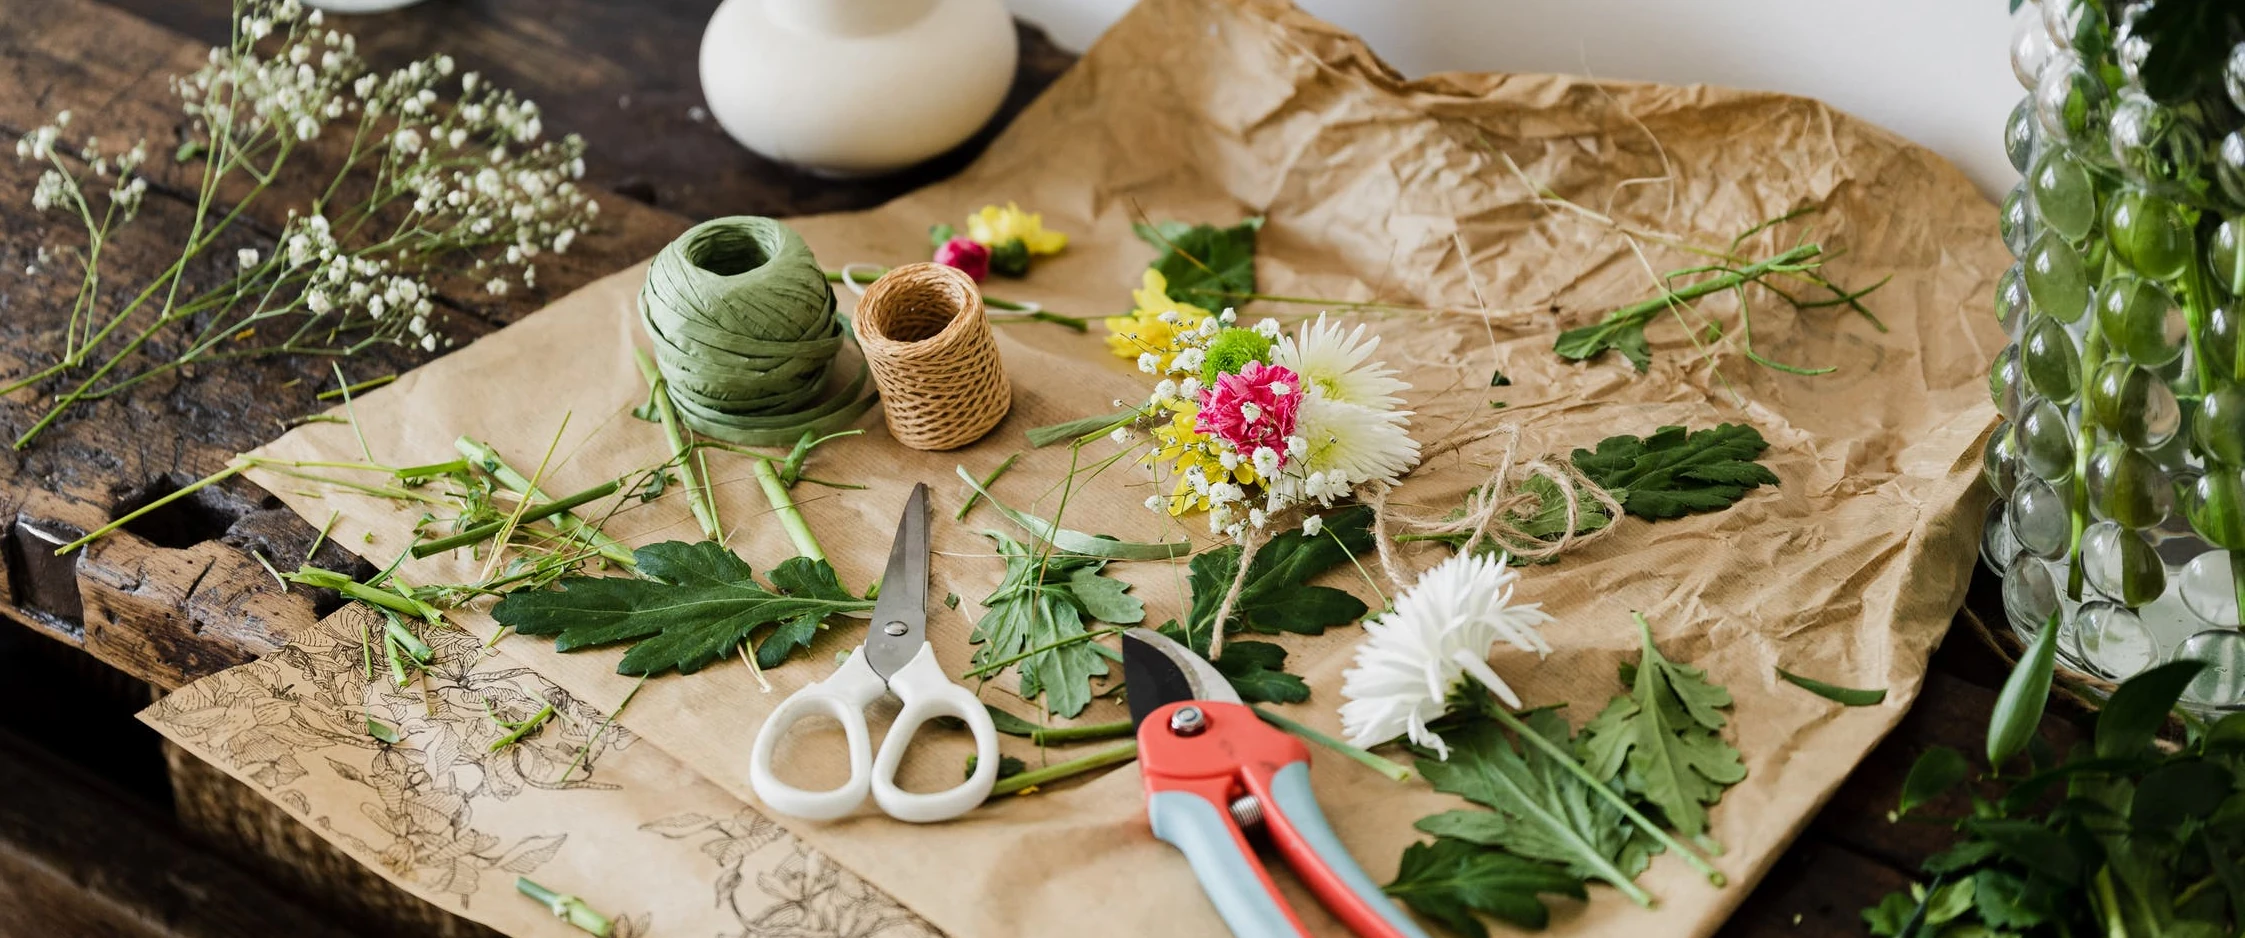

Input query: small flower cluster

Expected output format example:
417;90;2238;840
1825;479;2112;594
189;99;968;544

1106;278;1419;539
5;0;602;447
929;202;1067;280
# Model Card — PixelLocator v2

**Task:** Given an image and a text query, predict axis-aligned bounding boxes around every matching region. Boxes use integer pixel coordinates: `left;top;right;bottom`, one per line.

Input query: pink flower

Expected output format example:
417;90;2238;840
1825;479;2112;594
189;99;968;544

1195;361;1302;462
934;236;991;281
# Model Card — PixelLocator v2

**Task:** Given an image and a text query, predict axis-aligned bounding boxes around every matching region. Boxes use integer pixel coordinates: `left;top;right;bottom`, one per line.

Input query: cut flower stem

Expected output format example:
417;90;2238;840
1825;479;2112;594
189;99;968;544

1253;705;1413;783
990;741;1139;797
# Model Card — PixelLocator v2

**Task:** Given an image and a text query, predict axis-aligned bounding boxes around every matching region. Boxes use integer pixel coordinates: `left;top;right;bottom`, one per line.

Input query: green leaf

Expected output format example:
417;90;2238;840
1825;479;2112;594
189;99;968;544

966;532;1123;718
964;753;1027;781
2130;760;2234;831
1971;867;2045;930
366;718;402;743
1898;746;1971;817
1961;818;2082;885
1063;565;1145;624
1987;612;2060;768
1383;838;1585;936
1579;614;1743;839
1209;640;1310;705
492;541;874;677
1922;877;1978;925
954;466;1189;560
1570;424;1777;521
983;704;1042;738
1415;711;1656;898
2096;660;2205;760
1862;889;1919;937
1555;316;1653;372
1777;666;1888;706
1134;217;1261;310
1180;505;1373;645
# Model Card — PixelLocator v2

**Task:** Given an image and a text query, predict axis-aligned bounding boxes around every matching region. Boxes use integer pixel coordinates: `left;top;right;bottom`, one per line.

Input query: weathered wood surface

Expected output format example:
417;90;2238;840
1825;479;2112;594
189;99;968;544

0;1;2046;936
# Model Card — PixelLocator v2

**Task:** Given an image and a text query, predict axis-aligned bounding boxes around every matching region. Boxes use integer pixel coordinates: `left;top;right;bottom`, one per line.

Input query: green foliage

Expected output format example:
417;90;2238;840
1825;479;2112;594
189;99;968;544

1866;659;2245;936
492;540;874;676
1987;612;2060;768
1414;712;1658;899
1579;613;1745;839
2130;0;2245;104
1383;838;1585;935
1775;666;1888;706
1570;424;1777;520
967;531;1144;719
1134;217;1262;309
1177;505;1375;649
1205;639;1310;705
1201;327;1275;383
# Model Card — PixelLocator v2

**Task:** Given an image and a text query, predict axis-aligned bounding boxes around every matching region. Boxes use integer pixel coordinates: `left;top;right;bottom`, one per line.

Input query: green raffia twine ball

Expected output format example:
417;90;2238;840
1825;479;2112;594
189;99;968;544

639;217;875;445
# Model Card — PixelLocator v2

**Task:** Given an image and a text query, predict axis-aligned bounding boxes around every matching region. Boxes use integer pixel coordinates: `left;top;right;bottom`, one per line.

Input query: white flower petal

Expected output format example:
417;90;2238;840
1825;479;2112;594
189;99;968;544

1338;553;1551;758
1272;314;1409;409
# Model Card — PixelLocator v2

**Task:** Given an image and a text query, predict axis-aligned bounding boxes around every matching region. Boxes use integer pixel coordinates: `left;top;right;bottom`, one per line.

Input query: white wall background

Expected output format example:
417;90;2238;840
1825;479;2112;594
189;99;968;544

1005;0;2024;200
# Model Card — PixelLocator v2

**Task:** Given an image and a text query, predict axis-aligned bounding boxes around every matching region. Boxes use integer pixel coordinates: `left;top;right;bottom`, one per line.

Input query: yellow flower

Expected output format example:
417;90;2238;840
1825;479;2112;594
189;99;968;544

1104;269;1212;368
966;202;1067;256
1147;399;1259;515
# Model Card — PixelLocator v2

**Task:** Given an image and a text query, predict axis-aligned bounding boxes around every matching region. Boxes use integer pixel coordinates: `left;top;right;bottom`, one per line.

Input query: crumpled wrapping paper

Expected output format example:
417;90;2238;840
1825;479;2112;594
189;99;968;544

154;0;2009;934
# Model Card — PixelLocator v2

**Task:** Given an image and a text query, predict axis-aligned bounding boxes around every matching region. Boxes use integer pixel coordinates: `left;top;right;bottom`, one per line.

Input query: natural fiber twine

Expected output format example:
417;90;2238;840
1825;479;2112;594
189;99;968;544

852;263;1012;451
639;216;875;446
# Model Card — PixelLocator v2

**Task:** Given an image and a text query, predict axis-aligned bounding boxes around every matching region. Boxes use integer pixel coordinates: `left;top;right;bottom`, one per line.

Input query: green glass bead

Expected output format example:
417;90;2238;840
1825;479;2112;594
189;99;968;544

2097;274;2186;366
2036;54;2110;153
2107;188;2192;281
2026;231;2090;322
2187;469;2245;549
1992;344;2023;416
2209;305;2240;381
2006;97;2037;174
2108;92;2207;188
2089;441;2172;529
2228;41;2245;112
2082;522;2168;607
2031;149;2098;243
2198;385;2245;467
1997;263;2031;334
2215;219;2245;298
2022;316;2082;403
2002;183;2032;258
1985;424;2019;497
2019;396;2075;481
2086;360;2182;450
2220;131;2245;210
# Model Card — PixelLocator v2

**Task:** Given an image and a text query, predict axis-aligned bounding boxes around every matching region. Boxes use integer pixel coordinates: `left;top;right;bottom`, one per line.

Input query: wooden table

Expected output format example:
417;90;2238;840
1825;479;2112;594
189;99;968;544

0;1;2058;935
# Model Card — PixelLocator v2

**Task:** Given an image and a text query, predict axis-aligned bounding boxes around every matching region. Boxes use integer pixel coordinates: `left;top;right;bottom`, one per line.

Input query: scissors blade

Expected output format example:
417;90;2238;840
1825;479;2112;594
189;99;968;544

1122;628;1240;730
862;483;931;682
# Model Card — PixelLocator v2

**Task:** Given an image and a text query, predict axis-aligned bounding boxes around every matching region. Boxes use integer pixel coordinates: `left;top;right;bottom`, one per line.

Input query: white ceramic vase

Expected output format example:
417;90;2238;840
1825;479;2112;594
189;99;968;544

699;0;1019;176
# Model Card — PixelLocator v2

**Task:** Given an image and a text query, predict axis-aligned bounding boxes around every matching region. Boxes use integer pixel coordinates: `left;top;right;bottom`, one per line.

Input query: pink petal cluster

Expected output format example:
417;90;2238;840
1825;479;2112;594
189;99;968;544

1194;361;1302;461
933;236;991;281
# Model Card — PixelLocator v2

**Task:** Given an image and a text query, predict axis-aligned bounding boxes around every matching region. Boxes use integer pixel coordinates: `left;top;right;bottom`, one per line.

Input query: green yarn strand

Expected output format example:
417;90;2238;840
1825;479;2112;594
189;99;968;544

639;217;877;447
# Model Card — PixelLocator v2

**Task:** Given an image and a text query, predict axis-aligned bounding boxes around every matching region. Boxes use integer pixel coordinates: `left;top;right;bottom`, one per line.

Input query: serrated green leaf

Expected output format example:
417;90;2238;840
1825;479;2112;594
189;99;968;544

1861;889;1919;937
1209;640;1310;704
1961;818;2082;885
1384;838;1584;936
1570;424;1777;521
1972;867;2046;930
967;531;1126;718
1134;217;1261;310
1555;316;1653;372
493;541;874;677
1416;711;1655;896
1181;505;1373;644
1578;615;1743;839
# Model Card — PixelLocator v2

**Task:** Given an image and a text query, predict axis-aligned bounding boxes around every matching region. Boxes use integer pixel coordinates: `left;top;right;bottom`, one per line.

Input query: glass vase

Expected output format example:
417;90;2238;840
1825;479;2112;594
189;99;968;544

1987;0;2245;709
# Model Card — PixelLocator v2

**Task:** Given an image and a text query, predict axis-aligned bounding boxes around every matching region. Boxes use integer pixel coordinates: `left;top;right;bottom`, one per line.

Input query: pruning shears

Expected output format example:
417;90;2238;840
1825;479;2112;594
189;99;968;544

1123;628;1430;938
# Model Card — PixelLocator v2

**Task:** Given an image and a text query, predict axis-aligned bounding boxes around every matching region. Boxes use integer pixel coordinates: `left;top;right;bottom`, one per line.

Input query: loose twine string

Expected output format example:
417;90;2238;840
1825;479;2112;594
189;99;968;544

1204;418;1624;658
639;216;877;446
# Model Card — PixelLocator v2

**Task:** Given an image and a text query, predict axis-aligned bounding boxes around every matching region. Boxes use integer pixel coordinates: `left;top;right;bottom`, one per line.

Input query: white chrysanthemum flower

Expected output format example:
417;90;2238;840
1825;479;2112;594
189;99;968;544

1273;314;1408;409
1274;396;1418;505
1339;553;1552;758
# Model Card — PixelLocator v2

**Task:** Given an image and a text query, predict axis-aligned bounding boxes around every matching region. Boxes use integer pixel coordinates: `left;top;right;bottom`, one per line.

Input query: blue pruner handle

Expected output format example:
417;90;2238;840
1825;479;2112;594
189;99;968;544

1148;790;1308;938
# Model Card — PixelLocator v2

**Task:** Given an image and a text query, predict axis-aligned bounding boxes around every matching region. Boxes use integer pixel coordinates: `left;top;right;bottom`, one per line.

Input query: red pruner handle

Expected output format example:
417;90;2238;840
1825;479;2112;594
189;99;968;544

1245;760;1432;938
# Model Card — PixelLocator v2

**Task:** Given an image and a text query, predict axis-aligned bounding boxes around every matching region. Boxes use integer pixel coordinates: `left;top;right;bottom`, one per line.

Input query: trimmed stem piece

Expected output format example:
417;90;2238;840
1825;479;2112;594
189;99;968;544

455;436;636;567
989;741;1139;797
410;479;622;558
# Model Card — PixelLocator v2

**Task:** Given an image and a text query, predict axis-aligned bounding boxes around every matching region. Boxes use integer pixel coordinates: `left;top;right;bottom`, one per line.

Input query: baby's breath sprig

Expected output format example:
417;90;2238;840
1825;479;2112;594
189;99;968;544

6;0;599;450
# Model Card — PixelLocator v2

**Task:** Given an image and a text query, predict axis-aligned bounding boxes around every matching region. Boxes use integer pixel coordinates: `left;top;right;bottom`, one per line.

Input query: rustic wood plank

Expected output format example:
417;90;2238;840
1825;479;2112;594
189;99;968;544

1715;836;1914;937
163;740;504;938
0;725;363;938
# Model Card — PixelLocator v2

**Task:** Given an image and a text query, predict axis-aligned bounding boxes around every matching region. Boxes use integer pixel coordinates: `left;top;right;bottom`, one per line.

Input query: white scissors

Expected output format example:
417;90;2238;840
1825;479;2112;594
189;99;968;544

749;483;1000;822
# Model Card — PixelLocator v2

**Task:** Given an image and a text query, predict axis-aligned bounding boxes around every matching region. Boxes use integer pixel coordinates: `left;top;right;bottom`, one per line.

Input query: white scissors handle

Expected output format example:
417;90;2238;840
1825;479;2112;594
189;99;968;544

871;643;1000;822
750;649;886;820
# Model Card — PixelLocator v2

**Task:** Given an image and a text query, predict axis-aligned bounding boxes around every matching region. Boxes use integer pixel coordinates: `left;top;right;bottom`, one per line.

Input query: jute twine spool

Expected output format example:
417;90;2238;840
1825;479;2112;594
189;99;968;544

639;216;875;446
852;262;1011;451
